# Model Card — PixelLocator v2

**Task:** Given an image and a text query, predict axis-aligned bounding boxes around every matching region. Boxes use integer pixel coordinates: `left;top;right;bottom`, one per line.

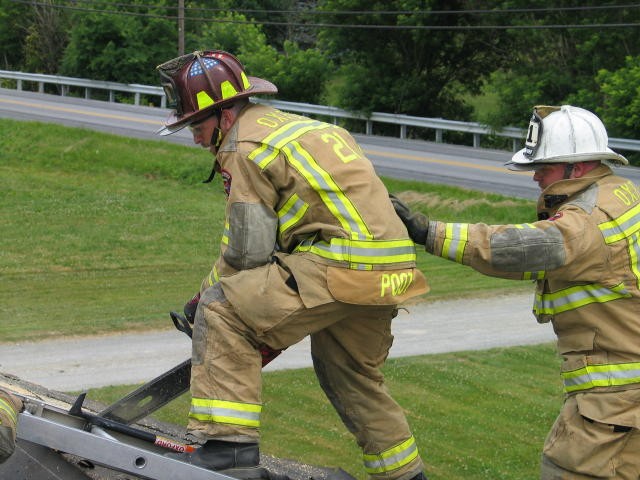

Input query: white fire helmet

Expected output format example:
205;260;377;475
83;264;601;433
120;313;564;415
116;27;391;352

507;105;628;171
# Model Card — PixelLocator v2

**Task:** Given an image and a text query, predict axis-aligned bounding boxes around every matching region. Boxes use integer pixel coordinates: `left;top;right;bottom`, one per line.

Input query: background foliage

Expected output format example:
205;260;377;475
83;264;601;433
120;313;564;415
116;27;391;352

1;0;639;144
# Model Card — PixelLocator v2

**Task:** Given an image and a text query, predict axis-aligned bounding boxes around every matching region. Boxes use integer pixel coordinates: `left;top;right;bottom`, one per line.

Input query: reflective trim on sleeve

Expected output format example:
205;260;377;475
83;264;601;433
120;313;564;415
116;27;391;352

363;435;419;475
562;362;640;393
523;271;545;280
278;193;309;235
207;266;220;287
533;282;631;315
222;221;230;246
189;398;261;428
441;223;469;263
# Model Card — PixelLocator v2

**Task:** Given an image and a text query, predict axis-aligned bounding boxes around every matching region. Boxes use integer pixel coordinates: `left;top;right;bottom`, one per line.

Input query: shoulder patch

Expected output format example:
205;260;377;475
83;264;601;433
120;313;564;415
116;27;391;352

548;212;563;221
221;169;232;197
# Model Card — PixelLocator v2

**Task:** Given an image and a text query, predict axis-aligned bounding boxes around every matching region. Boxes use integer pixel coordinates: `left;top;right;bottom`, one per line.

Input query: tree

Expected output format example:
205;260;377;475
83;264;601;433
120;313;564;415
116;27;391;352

60;0;176;85
0;0;33;70
196;9;331;104
315;0;512;121
22;0;69;74
591;56;640;140
480;1;640;129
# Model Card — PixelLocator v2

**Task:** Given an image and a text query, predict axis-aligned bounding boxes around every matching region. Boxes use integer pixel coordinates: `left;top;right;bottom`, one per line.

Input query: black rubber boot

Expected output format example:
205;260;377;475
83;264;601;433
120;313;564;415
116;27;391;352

167;440;261;478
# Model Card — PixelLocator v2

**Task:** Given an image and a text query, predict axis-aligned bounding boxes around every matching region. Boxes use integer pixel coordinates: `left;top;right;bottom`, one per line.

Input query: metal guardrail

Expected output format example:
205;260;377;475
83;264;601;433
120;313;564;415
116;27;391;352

1;69;639;152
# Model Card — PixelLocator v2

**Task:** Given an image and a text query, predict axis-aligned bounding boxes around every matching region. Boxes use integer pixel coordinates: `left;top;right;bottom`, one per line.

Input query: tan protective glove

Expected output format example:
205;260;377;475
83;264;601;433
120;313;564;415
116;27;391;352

389;194;430;245
0;388;23;463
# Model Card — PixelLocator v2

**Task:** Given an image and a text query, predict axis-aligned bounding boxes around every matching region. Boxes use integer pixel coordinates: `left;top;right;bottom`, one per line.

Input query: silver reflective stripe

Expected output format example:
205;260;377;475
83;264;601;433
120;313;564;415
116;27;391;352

563;362;640;392
363;436;419;474
534;283;630;315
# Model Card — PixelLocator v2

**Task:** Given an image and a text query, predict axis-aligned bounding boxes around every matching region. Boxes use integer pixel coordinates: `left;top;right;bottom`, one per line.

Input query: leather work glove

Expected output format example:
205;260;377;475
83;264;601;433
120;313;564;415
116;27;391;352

389;194;430;245
183;292;201;324
0;388;23;464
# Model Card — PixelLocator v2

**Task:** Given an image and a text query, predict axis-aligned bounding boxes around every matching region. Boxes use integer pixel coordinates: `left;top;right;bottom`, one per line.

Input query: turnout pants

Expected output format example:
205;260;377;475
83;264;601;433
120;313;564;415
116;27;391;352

188;263;423;480
540;392;640;479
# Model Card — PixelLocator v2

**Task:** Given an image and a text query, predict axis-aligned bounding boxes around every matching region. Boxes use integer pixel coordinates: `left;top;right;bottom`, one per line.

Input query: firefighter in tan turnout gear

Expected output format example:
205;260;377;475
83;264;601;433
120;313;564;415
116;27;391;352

156;50;429;480
394;105;640;479
0;388;22;464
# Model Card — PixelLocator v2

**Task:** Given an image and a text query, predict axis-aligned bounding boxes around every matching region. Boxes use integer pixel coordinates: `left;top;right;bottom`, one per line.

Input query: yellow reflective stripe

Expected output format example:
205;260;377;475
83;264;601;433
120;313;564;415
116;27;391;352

523;271;545;280
248;119;331;169
0;398;17;426
222;221;230;246
296;237;416;269
189;398;261;428
196;90;215;109
441;223;468;263
562;362;640;393
630;231;640;289
363;436;419;474
599;203;640;244
240;72;250;89
534;283;630;315
278;194;309;234
207;266;220;287
220;80;238;100
282;140;372;239
599;204;640;289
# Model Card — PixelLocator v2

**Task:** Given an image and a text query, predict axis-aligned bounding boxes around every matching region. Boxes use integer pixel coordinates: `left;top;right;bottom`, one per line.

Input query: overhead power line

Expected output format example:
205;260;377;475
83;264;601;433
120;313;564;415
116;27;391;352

44;0;640;17
9;0;640;30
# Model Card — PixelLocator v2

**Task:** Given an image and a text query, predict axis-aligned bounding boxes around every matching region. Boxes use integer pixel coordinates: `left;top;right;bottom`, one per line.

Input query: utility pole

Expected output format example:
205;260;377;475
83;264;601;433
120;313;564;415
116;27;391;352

178;0;185;55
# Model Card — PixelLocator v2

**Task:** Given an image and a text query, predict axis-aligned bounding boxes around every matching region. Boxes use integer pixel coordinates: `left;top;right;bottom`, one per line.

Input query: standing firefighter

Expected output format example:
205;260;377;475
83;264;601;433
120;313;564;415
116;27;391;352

393;105;640;479
0;388;22;463
156;50;429;480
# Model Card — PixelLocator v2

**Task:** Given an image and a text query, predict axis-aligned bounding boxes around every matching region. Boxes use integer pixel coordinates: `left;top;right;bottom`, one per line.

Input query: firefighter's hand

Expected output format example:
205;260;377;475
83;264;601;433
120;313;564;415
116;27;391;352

183;292;201;324
0;389;23;464
390;194;429;245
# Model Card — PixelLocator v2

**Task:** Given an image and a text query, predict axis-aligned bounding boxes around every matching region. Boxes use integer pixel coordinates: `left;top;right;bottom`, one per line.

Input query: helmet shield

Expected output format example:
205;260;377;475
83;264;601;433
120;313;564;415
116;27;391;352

507;105;628;171
156;50;277;135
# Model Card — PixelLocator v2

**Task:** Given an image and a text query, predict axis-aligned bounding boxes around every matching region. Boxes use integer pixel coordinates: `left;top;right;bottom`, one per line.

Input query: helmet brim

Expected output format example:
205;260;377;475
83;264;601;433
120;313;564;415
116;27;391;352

507;147;629;171
157;76;277;136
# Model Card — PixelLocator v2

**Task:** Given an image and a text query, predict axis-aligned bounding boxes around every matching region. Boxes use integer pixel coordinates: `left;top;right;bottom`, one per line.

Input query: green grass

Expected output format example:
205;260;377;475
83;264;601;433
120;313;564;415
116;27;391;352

1;119;555;479
86;343;562;480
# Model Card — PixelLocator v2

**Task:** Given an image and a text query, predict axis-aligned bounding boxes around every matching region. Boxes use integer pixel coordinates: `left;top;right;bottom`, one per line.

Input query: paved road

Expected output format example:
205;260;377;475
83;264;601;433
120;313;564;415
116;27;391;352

0;293;555;392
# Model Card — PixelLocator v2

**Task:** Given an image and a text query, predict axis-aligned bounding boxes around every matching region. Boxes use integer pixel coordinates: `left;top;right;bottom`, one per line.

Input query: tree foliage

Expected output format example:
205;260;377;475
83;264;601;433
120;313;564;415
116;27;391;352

0;0;639;141
479;1;640;131
60;0;176;84
316;0;513;120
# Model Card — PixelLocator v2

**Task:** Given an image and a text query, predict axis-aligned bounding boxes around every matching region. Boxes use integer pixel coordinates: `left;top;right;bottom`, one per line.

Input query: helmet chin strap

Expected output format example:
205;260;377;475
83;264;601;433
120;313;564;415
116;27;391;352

203;110;224;184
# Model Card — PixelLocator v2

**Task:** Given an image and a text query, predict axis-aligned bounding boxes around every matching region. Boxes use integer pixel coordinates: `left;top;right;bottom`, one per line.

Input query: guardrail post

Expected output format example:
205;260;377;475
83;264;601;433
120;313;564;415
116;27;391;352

17;79;22;91
435;129;443;143
473;133;480;148
134;92;141;106
366;120;372;135
400;124;407;139
109;90;115;102
38;82;44;93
